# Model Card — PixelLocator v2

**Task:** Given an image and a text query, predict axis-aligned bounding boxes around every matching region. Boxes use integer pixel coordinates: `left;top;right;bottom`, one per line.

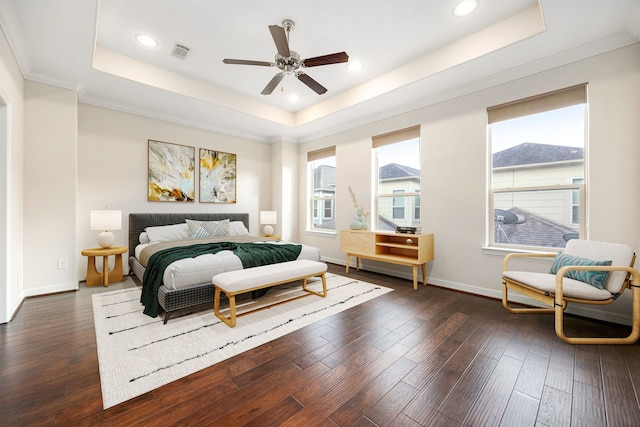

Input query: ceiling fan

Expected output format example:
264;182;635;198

222;19;349;95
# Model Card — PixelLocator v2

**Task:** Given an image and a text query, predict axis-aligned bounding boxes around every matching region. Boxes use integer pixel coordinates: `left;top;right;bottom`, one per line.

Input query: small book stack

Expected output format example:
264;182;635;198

396;226;421;234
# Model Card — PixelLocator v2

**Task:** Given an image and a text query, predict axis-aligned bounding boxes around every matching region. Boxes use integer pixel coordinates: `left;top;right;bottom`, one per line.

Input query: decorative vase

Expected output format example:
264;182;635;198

353;208;367;230
350;219;362;230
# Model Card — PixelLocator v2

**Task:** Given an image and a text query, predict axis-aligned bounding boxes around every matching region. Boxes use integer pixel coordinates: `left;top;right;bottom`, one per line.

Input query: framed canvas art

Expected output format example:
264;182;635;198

148;140;195;202
199;148;237;203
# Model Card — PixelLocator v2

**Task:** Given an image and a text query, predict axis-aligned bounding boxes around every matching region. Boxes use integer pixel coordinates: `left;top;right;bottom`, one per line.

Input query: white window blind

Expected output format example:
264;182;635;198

488;84;587;124
307;146;336;162
372;125;420;148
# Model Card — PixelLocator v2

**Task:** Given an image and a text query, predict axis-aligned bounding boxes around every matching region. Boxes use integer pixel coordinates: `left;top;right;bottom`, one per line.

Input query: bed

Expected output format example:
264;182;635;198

127;212;321;323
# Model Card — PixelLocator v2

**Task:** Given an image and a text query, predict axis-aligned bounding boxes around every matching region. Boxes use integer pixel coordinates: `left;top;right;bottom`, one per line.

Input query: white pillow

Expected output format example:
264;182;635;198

139;232;150;244
145;223;190;243
186;219;231;238
229;221;249;236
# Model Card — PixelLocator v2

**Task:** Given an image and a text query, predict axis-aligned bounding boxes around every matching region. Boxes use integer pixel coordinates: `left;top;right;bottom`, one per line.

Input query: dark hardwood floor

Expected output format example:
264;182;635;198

2;264;640;426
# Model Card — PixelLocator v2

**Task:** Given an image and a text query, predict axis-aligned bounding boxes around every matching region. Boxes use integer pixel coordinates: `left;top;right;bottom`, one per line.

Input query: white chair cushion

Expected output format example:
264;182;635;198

213;260;327;293
564;240;634;294
503;271;613;300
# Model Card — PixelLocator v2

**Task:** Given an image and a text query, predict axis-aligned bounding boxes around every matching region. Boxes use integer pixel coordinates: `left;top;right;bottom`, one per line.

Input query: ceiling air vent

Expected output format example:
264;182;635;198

170;43;191;60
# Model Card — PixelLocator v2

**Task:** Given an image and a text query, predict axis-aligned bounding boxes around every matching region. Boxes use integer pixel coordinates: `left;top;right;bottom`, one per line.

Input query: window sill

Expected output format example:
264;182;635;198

305;229;337;237
482;246;558;257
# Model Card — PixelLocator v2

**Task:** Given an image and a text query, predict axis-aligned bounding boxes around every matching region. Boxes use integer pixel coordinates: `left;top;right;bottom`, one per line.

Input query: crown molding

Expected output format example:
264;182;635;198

0;0;29;77
268;135;299;144
81;33;639;146
78;97;271;144
298;33;639;144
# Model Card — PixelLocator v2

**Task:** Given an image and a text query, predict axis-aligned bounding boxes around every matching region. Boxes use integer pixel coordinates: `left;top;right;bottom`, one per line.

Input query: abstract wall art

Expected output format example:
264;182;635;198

148;140;195;202
199;148;237;203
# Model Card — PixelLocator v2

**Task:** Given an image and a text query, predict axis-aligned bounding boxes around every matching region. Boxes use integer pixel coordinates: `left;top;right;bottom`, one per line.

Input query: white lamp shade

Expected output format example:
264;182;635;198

90;210;122;231
260;211;277;225
260;211;277;236
91;210;121;248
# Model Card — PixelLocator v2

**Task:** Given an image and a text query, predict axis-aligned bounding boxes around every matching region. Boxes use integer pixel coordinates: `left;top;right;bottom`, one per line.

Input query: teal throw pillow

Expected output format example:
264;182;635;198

549;252;612;289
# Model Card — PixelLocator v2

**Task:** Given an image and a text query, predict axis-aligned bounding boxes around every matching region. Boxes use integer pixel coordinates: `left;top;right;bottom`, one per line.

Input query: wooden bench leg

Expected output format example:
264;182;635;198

215;269;328;328
302;273;327;297
214;287;237;327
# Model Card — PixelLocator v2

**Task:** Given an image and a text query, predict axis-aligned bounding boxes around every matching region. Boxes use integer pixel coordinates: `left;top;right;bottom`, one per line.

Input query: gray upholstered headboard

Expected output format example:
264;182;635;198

128;212;250;256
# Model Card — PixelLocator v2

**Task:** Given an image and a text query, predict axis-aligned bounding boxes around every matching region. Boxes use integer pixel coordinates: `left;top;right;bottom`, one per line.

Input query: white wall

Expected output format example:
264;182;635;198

76;104;272;280
23;80;78;295
299;44;640;325
0;24;24;323
5;36;639;329
270;139;299;241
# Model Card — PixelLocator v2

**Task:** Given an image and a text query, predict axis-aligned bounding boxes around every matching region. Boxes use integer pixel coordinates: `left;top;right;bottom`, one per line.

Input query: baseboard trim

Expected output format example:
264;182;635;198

23;281;78;297
321;257;633;327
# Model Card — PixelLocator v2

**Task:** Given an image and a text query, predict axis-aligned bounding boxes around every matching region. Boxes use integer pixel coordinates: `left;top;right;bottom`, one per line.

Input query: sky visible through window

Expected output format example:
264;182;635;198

313;156;335;168
373;106;584;170
376;138;420;169
491;104;585;153
314;106;583;171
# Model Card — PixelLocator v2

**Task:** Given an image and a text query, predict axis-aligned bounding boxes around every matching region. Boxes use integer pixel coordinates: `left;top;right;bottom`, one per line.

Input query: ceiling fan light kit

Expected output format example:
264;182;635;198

223;19;349;95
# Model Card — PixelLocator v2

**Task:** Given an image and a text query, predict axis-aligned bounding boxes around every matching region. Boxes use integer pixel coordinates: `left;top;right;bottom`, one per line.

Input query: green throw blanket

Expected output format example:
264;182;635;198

141;242;302;317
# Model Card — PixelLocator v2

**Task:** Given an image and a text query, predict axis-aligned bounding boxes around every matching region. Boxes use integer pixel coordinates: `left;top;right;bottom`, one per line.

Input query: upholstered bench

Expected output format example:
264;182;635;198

213;260;328;327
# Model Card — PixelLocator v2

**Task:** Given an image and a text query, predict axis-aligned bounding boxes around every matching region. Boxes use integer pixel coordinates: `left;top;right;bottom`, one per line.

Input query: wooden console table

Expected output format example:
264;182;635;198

81;246;127;287
339;230;434;289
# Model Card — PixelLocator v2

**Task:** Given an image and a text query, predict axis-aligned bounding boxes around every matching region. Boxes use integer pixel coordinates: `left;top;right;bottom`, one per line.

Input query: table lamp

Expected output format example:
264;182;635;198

91;209;122;248
260;211;277;236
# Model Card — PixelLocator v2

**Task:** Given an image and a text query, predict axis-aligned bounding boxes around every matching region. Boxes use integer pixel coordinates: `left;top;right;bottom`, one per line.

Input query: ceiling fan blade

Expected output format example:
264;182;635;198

223;59;273;67
268;25;291;57
261;73;285;95
303;52;349;67
297;73;327;95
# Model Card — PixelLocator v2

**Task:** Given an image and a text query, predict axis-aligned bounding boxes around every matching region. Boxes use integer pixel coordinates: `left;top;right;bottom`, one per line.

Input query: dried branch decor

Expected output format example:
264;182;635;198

348;186;369;218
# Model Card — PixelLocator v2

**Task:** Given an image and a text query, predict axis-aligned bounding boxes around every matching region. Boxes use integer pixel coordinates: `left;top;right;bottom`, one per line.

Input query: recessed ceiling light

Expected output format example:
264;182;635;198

288;94;300;103
347;61;362;72
453;0;478;17
136;34;158;47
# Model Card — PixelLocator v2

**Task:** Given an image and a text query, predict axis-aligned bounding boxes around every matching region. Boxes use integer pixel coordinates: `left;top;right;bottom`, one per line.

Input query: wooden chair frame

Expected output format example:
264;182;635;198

502;252;640;344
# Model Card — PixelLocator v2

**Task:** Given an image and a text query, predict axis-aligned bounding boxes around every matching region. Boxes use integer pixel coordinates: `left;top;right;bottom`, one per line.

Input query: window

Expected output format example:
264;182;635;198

571;178;583;224
488;84;587;249
308;147;336;232
373;126;421;231
323;199;333;219
392;190;405;218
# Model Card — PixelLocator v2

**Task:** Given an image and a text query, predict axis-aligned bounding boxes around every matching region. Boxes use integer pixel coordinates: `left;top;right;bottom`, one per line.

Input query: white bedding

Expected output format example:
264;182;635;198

135;240;321;290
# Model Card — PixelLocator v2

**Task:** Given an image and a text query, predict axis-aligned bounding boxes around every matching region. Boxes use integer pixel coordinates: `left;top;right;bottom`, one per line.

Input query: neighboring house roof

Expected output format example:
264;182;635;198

379;163;420;180
493;142;583;168
313;164;336;191
314;220;335;230
377;215;397;232
496;206;577;248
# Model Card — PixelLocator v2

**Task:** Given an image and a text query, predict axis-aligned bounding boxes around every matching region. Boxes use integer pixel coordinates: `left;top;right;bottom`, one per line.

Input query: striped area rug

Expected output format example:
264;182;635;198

92;273;392;409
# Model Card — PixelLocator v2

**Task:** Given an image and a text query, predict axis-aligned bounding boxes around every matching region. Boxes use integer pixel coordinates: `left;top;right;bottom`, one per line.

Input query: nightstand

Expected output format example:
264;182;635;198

81;246;127;287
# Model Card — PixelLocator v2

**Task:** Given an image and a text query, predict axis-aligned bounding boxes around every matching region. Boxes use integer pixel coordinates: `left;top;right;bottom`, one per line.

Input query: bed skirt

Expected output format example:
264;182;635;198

129;256;214;323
